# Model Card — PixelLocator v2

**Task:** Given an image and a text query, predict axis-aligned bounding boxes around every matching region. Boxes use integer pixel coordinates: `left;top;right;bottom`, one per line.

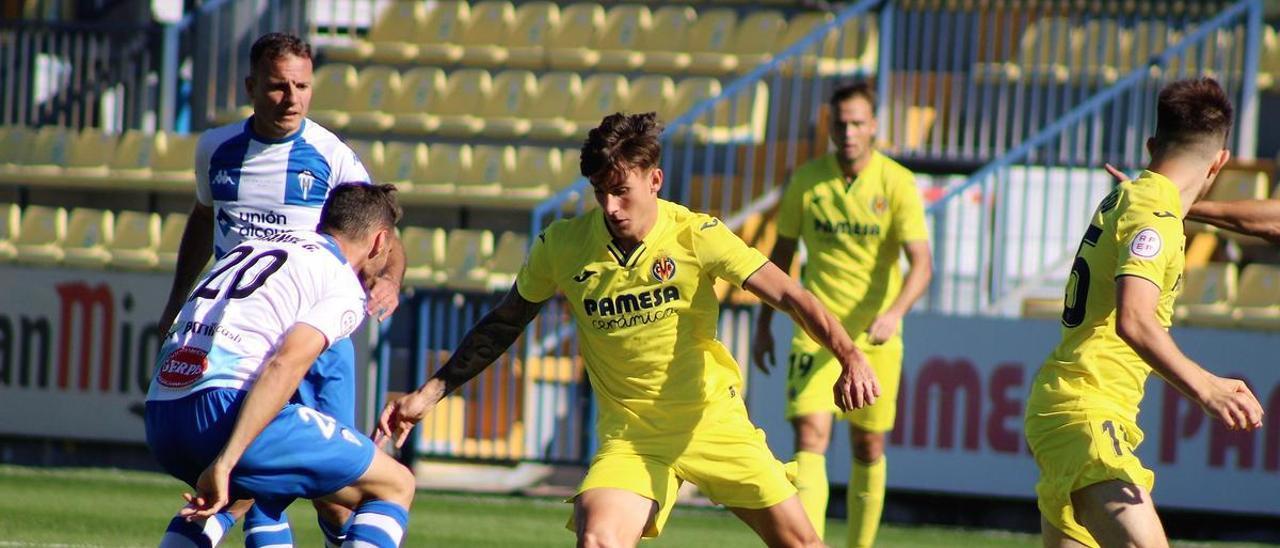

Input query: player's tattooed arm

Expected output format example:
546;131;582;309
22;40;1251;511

433;286;544;395
377;283;545;447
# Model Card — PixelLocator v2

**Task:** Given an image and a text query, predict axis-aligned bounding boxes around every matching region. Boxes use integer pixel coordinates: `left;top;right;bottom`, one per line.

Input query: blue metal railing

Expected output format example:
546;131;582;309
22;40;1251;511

923;0;1262;317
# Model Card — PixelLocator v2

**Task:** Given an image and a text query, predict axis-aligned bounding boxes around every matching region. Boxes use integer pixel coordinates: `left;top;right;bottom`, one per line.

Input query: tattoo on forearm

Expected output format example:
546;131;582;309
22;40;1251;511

433;291;543;396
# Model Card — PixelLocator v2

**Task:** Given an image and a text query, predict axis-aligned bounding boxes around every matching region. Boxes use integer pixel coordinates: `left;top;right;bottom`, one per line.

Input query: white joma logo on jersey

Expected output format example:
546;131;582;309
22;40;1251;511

298;170;316;200
212;169;233;186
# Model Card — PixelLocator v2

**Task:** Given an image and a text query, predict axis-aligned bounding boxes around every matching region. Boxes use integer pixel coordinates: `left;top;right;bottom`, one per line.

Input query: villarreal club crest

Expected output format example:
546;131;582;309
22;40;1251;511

651;255;676;282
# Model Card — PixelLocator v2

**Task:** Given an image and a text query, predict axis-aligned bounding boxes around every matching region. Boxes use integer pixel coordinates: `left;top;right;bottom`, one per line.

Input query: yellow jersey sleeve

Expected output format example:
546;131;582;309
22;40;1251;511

890;175;930;243
1113;208;1181;285
775;172;806;239
693;217;769;288
515;230;558;302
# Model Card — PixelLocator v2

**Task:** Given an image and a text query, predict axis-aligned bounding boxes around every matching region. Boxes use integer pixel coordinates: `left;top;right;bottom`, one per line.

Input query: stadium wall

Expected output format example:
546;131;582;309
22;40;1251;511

747;314;1280;517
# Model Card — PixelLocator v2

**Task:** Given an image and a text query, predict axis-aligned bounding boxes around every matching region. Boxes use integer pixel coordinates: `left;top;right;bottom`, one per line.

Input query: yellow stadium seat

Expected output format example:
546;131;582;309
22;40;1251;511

692;80;769;144
592;5;653;72
389;67;449;136
413;0;470;65
62;208;114;269
545;2;607;71
525;72;581;141
558;148;582;190
20;126;74;177
0;126;35;169
1234;264;1280;330
413;144;468;197
107;210;161;270
306;64;361;130
344;66;401;134
974;17;1075;83
1209;167;1269;201
434;69;492;138
441;229;495;290
157;212;188;270
638;6;696;74
62;129;118;180
1116;20;1171;76
14;205;66;266
345;140;384;180
0;202;18;261
1176;262;1237;326
568;73;629;136
402;226;447;287
502;147;561;201
775;11;833;67
725;11;787;75
326;2;425;64
1070;18;1122;84
457;145;515;198
479;70;538;138
505;1;559;69
486;231;529;290
457;0;516;68
1257;25;1280;90
375;142;428;188
624;75;676;121
672;77;722;118
815;14;879;76
151;132;199;186
685;9;739;76
109;131;156;179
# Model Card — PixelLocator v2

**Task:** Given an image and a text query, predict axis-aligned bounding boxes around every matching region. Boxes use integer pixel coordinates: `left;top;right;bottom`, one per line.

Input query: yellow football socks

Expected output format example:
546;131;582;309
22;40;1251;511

847;457;886;548
794;450;828;539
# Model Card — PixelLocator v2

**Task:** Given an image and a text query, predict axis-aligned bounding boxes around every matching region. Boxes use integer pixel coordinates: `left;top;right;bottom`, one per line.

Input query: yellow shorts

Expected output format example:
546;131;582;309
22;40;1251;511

1024;408;1155;548
568;399;797;538
784;333;903;433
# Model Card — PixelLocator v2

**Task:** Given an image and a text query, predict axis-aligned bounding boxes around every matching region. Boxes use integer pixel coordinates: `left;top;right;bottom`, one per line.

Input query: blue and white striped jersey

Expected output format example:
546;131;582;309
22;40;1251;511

195;118;372;258
146;231;367;401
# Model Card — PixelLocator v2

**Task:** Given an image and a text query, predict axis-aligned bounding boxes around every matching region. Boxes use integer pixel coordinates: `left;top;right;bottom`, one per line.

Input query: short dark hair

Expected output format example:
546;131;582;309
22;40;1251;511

580;112;663;185
318;183;402;240
829;81;877;114
249;32;312;75
1152;77;1233;156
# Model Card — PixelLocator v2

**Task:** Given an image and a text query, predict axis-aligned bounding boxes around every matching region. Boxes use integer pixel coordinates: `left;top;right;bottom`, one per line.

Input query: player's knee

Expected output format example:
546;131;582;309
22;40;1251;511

387;462;417;507
577;528;630;548
794;422;831;452
851;431;885;463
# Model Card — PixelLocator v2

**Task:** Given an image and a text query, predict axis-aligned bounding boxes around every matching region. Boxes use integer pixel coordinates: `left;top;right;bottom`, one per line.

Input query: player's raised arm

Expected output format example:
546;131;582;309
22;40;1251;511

1187;199;1280;244
159;201;214;333
743;262;880;411
377;283;546;448
1115;276;1263;430
183;323;329;518
750;236;798;373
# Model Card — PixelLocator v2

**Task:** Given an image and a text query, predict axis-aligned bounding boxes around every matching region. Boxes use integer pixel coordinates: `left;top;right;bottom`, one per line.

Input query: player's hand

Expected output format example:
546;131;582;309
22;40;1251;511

179;461;232;521
751;322;776;374
1199;374;1264;431
865;311;901;345
376;383;441;449
834;350;880;411
1103;163;1130;184
366;275;401;322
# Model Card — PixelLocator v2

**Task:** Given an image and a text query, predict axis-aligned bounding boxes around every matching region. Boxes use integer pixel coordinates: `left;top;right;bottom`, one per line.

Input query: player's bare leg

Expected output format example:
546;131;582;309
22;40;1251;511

1070;480;1168;548
791;412;834;537
847;425;887;548
728;496;823;548
320;450;415;509
573;488;657;548
1040;516;1091;548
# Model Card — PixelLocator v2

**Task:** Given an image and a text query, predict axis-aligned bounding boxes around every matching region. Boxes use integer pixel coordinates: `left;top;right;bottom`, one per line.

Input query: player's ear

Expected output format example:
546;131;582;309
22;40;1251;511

244;75;255;98
649;168;664;195
1210;149;1231;177
369;228;389;258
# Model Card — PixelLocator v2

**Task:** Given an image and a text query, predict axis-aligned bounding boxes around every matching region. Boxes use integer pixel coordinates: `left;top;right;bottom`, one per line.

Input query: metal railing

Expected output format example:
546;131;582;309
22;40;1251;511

922;0;1262;317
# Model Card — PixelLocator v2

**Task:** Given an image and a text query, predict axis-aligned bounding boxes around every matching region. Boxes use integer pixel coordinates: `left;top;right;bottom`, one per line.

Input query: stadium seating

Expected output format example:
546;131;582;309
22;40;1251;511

402;226;448;287
1176;262;1238;325
107;210;163;270
388;67;449;135
0;202;18;262
1234;264;1280;330
13;205;67;266
440;229;495;290
61;208;114;269
157;212;189;270
108;131;156;180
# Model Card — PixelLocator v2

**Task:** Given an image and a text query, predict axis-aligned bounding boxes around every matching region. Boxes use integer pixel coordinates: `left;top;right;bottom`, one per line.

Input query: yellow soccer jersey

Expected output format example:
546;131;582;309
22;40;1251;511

1030;170;1186;420
516;199;769;442
776;151;929;352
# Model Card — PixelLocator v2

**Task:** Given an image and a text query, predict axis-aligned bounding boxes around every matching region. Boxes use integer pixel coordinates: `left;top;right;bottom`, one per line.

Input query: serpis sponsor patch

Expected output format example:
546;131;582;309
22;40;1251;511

157;346;208;388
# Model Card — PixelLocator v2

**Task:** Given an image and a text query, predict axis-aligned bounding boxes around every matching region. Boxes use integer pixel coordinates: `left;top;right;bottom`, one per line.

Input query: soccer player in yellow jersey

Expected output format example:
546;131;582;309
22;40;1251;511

376;112;881;547
1026;78;1264;548
751;82;933;546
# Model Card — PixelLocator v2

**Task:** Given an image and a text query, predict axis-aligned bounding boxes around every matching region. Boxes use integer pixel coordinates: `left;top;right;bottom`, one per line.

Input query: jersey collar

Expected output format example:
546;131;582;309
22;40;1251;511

317;231;349;264
244;116;308;145
593;200;671;268
1135;170;1184;216
829;150;884;190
